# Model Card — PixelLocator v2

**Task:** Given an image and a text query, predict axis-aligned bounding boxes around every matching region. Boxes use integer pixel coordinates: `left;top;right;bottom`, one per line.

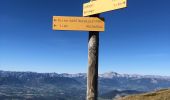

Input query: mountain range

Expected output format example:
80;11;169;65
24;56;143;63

0;70;170;100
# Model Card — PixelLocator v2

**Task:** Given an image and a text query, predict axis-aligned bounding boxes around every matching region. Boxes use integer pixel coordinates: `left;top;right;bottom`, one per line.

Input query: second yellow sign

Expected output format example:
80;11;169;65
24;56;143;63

83;0;127;16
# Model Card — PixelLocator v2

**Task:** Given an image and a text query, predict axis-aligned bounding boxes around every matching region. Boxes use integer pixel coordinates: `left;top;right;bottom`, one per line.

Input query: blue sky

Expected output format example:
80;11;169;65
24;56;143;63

0;0;170;75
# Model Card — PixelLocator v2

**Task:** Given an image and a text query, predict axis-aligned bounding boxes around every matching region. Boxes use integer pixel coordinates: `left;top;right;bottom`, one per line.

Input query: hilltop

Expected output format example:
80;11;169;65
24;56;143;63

118;89;170;100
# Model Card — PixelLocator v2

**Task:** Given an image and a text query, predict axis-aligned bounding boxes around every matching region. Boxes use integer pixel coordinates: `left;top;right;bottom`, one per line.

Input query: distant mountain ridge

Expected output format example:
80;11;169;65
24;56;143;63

1;70;170;80
0;70;170;100
1;70;170;91
99;72;170;80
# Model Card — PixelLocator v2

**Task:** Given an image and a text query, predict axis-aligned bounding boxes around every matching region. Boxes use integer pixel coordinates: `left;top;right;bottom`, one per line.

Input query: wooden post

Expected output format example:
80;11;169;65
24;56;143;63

87;0;99;99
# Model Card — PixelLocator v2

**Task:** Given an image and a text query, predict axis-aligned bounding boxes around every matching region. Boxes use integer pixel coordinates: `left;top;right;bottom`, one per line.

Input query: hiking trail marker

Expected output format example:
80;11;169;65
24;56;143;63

53;16;104;31
83;0;127;16
52;0;127;100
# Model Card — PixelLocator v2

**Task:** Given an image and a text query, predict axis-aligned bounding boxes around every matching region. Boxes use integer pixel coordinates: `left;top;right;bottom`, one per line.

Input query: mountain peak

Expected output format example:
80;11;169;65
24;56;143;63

99;71;121;78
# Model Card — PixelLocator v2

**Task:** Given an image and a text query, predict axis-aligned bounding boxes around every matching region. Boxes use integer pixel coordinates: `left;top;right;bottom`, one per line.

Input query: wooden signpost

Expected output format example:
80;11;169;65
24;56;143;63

52;0;127;100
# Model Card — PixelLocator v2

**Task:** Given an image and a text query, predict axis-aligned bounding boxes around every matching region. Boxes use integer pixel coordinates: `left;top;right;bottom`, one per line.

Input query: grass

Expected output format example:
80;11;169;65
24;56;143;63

118;89;170;100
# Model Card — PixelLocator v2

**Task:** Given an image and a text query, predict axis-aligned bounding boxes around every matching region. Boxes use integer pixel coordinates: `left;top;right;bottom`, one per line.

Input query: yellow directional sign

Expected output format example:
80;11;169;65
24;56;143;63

53;16;104;31
83;0;127;16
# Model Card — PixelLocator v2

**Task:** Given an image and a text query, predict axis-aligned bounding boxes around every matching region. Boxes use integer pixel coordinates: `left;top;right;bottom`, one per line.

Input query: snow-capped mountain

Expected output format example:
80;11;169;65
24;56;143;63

99;72;170;80
1;70;170;80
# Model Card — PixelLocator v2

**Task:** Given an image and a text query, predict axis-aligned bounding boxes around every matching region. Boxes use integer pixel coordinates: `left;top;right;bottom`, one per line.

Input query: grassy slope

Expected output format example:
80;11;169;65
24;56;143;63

118;89;170;100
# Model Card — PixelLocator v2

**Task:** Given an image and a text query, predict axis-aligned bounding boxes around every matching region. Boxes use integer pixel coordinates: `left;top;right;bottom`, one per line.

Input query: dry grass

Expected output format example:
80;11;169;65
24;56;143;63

118;89;170;100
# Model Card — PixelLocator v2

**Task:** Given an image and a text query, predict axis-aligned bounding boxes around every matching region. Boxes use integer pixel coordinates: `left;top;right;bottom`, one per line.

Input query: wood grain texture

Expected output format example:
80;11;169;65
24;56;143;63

87;31;99;100
87;0;99;99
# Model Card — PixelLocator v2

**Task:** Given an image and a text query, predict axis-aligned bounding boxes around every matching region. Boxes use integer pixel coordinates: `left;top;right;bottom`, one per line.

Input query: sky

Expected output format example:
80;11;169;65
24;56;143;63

0;0;170;75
